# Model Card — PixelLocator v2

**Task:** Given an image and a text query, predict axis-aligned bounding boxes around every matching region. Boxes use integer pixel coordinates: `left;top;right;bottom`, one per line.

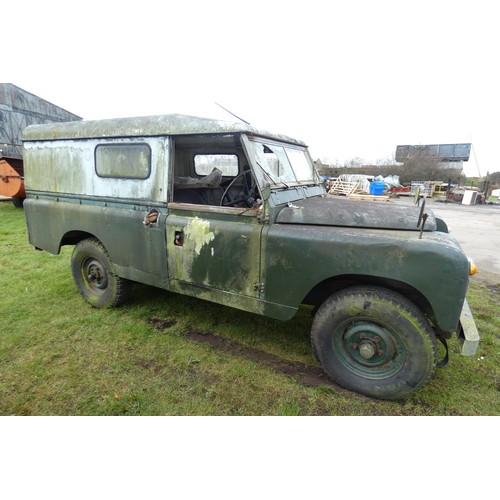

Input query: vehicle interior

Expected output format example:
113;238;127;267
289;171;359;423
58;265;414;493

171;134;260;208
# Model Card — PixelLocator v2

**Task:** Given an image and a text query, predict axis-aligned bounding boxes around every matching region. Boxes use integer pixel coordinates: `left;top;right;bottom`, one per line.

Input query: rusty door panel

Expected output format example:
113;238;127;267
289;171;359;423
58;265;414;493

166;208;263;298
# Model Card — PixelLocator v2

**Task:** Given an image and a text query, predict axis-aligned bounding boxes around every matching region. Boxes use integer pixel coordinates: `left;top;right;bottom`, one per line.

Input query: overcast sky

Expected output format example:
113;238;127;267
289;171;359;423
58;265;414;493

6;0;498;176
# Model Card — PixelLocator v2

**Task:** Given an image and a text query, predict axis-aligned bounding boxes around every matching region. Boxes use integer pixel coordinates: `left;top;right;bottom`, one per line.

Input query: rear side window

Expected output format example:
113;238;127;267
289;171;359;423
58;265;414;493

95;143;151;179
194;154;238;176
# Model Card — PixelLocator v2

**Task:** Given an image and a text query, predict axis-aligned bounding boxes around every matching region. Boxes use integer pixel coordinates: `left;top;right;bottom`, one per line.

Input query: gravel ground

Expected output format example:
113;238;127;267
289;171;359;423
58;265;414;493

393;196;500;284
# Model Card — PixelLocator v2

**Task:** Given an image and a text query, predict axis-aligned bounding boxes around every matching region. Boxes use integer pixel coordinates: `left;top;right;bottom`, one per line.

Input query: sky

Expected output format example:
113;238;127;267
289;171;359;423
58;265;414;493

5;0;499;177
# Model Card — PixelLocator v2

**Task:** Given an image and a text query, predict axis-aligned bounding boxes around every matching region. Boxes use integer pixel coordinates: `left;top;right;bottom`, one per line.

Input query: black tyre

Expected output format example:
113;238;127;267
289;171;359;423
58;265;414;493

311;286;437;400
71;238;132;308
12;196;24;208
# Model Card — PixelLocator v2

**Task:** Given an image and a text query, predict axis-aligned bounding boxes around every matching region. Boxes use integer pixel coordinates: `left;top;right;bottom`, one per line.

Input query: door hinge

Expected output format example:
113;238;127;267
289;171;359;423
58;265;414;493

253;282;265;292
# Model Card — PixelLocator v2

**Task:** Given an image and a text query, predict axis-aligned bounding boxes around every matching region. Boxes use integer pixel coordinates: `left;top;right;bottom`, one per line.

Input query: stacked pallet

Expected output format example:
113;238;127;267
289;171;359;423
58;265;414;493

328;178;389;202
328;178;359;196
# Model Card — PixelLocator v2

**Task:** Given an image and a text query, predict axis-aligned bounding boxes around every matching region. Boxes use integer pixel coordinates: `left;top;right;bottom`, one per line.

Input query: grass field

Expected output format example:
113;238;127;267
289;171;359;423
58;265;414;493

1;201;499;415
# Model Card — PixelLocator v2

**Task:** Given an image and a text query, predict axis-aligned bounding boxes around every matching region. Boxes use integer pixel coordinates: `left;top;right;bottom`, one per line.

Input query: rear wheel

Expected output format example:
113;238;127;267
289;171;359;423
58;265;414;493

311;286;437;400
71;238;132;308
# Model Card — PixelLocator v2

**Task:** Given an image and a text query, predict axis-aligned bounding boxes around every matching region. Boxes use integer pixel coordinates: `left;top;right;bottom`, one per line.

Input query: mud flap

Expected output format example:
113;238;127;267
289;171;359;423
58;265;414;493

436;337;449;368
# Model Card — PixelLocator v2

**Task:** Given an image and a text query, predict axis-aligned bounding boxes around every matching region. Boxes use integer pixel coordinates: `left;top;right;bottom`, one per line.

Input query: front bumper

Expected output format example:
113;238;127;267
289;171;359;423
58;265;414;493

457;299;480;356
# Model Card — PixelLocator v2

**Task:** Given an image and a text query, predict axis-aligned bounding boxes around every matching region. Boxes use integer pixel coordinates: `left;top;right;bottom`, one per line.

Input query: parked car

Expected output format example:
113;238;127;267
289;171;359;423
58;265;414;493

22;114;479;399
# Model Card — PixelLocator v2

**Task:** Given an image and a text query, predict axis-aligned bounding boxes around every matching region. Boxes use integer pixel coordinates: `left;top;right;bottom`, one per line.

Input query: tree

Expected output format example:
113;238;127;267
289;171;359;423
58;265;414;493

344;157;365;168
487;171;500;187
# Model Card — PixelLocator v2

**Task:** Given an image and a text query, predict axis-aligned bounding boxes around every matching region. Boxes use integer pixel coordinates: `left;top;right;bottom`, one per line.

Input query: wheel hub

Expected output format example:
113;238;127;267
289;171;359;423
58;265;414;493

340;322;399;370
84;259;108;292
359;340;377;360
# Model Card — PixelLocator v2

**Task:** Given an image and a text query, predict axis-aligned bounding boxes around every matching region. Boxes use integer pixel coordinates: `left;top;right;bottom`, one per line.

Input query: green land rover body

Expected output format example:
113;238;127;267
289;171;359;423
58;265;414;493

22;114;479;399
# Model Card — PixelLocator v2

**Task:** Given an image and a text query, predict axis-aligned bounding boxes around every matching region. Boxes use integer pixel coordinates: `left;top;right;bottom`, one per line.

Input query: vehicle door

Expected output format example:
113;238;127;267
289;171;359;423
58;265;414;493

165;151;263;298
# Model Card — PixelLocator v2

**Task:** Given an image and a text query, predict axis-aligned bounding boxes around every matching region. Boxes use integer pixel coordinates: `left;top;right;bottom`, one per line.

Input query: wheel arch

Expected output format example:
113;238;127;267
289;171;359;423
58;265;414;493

61;230;100;248
303;274;436;326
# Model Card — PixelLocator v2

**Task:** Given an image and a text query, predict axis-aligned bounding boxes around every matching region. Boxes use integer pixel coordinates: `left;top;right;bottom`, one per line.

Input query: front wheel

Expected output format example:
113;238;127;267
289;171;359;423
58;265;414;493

311;286;437;400
71;238;132;308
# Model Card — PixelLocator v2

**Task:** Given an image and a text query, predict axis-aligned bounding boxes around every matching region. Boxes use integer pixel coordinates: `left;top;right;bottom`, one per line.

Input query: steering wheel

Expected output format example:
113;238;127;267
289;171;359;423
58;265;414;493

220;169;257;208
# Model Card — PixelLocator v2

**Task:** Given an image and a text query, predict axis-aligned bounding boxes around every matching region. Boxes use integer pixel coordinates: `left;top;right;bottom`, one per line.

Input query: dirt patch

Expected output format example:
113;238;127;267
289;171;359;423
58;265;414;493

485;284;500;295
182;328;338;389
147;317;177;331
135;358;164;374
147;317;340;389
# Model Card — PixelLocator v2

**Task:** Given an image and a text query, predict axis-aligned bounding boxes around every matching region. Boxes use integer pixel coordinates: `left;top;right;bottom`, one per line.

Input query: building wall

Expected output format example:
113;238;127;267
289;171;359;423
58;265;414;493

0;83;81;159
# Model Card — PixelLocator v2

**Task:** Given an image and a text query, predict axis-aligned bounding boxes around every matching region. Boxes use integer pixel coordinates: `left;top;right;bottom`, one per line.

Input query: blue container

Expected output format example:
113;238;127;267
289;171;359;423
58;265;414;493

369;181;385;196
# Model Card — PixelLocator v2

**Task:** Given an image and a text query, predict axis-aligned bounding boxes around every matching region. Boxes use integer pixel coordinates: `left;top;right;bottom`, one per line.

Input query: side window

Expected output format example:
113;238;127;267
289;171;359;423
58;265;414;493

194;154;238;177
95;143;151;179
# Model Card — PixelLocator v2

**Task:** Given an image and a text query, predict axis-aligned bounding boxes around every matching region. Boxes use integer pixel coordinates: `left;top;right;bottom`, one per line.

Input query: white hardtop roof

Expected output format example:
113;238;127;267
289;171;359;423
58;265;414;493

22;113;306;146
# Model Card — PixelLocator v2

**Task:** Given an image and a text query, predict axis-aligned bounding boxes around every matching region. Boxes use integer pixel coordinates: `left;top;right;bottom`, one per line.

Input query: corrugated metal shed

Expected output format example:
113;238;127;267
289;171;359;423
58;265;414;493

0;83;82;159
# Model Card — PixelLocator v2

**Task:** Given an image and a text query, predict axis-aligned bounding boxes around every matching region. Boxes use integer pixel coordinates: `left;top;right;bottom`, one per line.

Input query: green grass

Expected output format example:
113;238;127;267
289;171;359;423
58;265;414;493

1;201;499;415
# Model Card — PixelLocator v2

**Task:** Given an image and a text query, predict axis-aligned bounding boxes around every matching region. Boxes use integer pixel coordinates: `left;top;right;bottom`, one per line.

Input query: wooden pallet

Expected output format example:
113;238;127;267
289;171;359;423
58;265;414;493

329;179;359;196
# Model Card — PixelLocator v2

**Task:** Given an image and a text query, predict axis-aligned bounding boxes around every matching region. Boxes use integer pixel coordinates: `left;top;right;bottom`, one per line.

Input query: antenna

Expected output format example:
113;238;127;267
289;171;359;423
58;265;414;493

215;102;251;125
470;142;481;177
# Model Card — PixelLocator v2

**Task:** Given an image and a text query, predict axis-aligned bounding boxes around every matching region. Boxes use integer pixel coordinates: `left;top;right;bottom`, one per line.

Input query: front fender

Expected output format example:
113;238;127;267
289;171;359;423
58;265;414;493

262;224;469;333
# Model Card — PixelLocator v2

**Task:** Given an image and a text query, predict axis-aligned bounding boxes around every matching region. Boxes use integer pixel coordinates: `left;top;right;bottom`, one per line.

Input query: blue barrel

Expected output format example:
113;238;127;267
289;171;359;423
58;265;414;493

369;181;385;195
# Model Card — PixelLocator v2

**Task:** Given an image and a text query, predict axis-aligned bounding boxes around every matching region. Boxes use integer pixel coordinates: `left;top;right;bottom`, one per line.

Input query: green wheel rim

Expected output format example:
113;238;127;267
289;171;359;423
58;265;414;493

82;257;108;295
333;320;406;379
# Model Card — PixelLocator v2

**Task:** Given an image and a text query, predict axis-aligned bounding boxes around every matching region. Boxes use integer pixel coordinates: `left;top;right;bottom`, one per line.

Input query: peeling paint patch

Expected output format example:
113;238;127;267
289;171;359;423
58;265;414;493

184;217;216;255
